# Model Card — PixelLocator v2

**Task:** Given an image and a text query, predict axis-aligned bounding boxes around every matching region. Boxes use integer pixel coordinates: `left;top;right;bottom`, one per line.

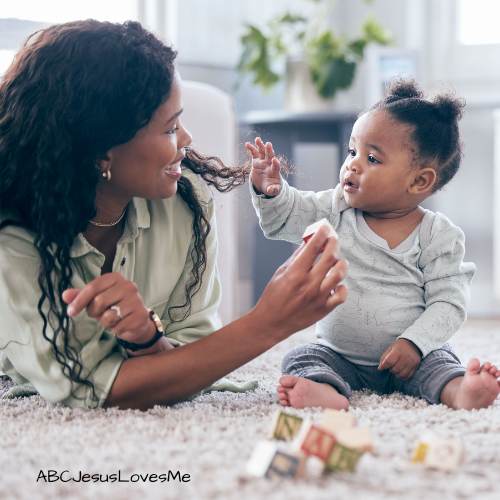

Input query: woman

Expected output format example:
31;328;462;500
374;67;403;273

0;20;348;410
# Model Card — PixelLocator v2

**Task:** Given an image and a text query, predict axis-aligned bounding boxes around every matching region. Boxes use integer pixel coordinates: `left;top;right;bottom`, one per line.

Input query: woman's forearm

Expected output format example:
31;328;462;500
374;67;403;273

104;228;349;410
103;309;276;410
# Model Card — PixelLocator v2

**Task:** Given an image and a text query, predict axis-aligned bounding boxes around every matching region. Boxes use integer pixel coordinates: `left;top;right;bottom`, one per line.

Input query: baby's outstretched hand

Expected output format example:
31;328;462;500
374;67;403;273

246;137;282;197
378;338;422;381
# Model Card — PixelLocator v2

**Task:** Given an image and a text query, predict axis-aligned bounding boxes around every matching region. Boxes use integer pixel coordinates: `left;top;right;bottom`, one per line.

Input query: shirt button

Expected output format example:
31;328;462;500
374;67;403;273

120;258;126;266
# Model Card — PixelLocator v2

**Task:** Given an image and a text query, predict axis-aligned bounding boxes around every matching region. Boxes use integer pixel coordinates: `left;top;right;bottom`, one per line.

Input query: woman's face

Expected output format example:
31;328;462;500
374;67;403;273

102;70;192;203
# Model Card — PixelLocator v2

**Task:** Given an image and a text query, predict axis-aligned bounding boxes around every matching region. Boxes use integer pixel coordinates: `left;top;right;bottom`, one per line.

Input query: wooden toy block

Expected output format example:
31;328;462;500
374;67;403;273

321;409;357;433
324;443;364;473
411;442;429;463
411;432;435;463
302;219;338;244
268;410;303;441
293;420;337;462
411;434;463;472
335;427;373;454
246;441;306;479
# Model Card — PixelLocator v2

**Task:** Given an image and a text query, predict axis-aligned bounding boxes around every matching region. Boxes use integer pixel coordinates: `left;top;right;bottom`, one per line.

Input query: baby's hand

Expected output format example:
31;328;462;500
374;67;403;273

378;338;422;381
246;137;282;197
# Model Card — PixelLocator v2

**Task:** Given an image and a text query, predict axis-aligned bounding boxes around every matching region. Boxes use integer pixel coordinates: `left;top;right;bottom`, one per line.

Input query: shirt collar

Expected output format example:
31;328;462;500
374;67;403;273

70;197;151;258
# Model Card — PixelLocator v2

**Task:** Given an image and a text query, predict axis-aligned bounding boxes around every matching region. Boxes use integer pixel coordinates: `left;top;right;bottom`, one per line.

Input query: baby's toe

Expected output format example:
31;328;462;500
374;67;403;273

279;375;298;388
467;358;481;373
481;361;492;372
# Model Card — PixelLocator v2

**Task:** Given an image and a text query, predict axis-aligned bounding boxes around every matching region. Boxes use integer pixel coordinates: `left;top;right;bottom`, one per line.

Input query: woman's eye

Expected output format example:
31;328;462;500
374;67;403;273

166;125;180;135
368;154;379;163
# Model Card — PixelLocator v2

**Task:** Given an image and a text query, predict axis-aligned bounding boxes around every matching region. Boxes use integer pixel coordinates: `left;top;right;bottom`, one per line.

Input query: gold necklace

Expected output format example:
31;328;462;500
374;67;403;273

89;204;128;227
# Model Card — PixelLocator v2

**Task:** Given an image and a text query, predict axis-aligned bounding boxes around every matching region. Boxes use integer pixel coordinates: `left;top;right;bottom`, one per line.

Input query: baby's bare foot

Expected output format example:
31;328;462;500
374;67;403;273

453;359;500;410
277;375;349;410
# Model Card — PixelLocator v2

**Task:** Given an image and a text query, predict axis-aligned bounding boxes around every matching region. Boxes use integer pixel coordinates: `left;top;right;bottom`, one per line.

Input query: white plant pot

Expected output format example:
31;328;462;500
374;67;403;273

285;58;365;113
285;58;335;112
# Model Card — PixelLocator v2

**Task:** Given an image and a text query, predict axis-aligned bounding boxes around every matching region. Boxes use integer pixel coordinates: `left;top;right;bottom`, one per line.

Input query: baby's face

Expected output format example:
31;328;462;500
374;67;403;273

340;109;418;215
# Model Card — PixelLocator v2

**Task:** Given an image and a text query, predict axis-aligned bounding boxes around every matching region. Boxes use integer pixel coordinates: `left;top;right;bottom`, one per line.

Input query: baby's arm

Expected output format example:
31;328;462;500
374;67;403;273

246;137;282;196
247;138;341;245
397;216;476;360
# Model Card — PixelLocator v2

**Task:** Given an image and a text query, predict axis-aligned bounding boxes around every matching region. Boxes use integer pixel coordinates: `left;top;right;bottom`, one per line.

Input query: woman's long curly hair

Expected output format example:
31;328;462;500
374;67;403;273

0;20;250;405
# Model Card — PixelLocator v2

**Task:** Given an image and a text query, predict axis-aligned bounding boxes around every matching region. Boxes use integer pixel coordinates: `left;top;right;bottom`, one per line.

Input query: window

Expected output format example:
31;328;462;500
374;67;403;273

0;0;138;75
0;0;137;25
460;0;500;46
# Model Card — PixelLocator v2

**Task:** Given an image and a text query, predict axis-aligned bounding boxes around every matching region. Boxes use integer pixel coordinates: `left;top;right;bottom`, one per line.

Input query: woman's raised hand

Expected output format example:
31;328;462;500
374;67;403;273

253;224;348;341
246;137;282;197
62;273;156;345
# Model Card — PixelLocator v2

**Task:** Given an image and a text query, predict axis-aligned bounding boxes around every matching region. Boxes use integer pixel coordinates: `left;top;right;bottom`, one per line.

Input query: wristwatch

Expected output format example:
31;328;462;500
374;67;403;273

114;308;164;352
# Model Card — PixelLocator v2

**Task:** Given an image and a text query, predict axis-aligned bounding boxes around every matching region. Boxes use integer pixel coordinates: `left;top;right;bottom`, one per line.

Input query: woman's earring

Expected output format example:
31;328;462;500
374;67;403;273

102;170;111;181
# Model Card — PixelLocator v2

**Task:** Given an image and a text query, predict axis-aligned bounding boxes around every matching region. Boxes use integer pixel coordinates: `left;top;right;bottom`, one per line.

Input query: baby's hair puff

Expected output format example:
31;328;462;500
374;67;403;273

371;78;465;192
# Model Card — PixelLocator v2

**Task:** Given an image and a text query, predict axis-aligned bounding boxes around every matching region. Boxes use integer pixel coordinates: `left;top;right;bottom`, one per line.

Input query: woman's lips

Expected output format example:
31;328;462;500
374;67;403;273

165;154;184;180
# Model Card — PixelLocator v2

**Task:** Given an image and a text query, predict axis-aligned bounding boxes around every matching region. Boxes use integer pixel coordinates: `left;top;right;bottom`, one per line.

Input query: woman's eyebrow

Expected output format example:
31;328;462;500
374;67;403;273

165;109;183;125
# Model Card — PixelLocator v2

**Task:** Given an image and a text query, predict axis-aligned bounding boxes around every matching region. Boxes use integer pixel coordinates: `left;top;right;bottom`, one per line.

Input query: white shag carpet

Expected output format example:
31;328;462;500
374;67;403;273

1;319;500;500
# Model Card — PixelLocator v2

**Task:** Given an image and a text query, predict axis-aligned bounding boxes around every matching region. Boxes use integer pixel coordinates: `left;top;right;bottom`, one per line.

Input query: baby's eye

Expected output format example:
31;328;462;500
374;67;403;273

166;125;180;135
368;154;380;164
347;148;355;157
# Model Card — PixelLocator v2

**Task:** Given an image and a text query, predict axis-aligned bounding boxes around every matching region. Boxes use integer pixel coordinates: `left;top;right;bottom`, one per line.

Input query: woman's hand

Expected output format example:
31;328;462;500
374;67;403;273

246;137;282;197
103;225;347;410
252;224;349;342
62;273;171;354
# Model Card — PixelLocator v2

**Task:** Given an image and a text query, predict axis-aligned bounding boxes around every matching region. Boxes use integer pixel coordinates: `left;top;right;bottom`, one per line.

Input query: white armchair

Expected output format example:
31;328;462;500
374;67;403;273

181;80;239;325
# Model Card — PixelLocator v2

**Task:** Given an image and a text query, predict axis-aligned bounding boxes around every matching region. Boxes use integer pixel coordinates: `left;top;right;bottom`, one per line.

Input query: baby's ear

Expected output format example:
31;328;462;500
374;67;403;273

408;167;436;195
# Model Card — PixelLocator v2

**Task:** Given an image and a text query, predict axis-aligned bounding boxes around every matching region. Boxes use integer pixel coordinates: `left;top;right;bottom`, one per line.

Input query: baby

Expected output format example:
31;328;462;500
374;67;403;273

246;79;500;411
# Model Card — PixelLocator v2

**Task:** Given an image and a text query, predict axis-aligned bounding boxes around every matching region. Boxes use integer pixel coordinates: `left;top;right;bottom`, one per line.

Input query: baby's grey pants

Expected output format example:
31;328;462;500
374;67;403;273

281;343;466;405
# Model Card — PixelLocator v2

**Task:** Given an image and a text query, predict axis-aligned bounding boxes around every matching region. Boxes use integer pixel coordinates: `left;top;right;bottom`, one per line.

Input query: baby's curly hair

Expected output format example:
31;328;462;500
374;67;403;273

371;78;466;192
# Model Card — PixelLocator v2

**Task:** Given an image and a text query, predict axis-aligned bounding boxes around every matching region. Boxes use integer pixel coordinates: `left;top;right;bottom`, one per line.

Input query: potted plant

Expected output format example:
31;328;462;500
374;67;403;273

236;0;393;111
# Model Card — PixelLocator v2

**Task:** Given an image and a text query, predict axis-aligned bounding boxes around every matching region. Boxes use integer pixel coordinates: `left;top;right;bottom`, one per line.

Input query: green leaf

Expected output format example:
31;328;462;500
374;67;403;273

310;56;356;99
307;30;357;98
348;39;367;58
277;13;308;24
361;14;393;45
237;25;282;92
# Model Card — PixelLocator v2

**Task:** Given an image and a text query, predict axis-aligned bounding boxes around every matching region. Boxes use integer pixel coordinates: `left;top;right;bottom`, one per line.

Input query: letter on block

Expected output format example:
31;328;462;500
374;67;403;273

302;219;338;244
246;441;306;479
411;442;429;463
325;443;364;473
321;409;357;433
268;410;303;441
294;422;337;462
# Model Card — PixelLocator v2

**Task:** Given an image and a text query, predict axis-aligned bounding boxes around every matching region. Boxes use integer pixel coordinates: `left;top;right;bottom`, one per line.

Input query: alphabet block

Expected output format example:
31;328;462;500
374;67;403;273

335;427;373;454
293;420;337;462
246;441;307;479
268;410;303;441
324;443;364;473
411;434;463;472
302;219;338;244
321;409;357;433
